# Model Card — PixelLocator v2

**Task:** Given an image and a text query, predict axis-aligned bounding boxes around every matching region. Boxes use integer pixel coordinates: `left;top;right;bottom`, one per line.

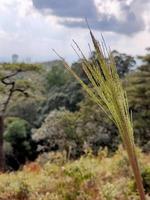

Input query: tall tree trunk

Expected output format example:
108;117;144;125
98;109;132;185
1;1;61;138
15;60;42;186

0;115;4;171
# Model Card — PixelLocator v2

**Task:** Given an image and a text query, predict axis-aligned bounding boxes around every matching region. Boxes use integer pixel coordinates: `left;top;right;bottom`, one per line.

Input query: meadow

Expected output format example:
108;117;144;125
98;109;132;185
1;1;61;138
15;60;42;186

0;147;149;200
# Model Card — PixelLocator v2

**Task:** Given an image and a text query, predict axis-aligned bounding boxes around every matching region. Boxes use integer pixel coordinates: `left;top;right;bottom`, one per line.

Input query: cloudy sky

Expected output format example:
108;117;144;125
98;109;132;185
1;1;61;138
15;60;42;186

0;0;149;63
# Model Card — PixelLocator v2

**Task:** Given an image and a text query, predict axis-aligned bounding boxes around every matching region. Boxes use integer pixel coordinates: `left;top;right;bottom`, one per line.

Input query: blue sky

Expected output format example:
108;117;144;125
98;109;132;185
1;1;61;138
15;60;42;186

0;0;149;63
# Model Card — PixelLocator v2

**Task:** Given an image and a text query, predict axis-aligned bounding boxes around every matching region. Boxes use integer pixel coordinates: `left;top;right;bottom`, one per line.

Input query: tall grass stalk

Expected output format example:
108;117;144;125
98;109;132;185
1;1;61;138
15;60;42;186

53;30;146;200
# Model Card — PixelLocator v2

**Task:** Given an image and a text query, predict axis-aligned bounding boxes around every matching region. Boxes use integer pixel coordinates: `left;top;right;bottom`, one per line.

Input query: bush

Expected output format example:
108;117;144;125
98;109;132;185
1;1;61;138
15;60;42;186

5;119;29;143
4;118;37;169
0;149;149;200
46;65;70;89
142;166;150;194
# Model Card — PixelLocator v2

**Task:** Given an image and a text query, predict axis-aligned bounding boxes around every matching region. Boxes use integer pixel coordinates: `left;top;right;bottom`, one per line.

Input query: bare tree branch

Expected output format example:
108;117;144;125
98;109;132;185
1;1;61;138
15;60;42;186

0;70;28;114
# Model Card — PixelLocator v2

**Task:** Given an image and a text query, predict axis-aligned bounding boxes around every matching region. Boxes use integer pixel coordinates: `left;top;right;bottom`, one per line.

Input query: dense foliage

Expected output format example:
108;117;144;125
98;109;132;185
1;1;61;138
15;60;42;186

126;49;150;151
4;118;37;170
0;49;149;170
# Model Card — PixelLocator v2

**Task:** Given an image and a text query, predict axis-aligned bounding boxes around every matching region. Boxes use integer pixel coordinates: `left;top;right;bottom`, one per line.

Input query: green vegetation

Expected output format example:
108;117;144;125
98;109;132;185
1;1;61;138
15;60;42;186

0;63;43;171
0;147;149;200
59;31;147;199
126;49;150;151
0;36;149;199
46;64;70;89
4;118;37;170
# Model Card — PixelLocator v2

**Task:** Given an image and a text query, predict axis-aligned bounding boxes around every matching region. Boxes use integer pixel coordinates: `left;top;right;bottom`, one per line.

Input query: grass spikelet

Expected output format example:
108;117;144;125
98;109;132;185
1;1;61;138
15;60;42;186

54;30;146;200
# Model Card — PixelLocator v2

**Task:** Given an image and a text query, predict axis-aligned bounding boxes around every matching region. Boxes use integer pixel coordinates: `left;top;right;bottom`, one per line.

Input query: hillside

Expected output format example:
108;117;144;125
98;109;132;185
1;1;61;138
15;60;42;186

0;147;149;200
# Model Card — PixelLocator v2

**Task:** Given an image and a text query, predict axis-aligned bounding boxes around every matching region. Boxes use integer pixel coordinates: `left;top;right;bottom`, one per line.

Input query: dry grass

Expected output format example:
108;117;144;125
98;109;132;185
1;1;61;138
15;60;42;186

0;147;149;200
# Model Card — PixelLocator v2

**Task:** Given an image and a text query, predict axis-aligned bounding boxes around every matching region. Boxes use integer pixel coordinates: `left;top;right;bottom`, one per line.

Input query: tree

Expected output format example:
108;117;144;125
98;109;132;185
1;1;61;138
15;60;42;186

111;50;136;77
0;63;41;171
39;62;85;125
4;117;37;170
32;110;80;159
7;98;42;128
46;64;70;89
32;97;119;159
71;61;89;83
138;47;150;72
89;50;136;77
126;48;150;151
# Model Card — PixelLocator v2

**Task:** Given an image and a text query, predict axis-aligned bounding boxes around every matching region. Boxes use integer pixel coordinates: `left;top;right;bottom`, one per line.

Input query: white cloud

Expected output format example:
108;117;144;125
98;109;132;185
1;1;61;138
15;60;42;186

104;31;150;56
94;0;126;21
0;0;149;63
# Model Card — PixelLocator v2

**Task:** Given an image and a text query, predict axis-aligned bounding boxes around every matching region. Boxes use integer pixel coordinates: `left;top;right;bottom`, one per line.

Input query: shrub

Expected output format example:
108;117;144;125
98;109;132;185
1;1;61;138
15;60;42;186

142;167;150;194
4;118;37;169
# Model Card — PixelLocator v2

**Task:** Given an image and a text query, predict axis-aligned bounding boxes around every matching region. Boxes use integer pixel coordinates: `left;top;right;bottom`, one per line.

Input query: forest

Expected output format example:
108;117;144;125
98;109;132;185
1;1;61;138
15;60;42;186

0;40;149;199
